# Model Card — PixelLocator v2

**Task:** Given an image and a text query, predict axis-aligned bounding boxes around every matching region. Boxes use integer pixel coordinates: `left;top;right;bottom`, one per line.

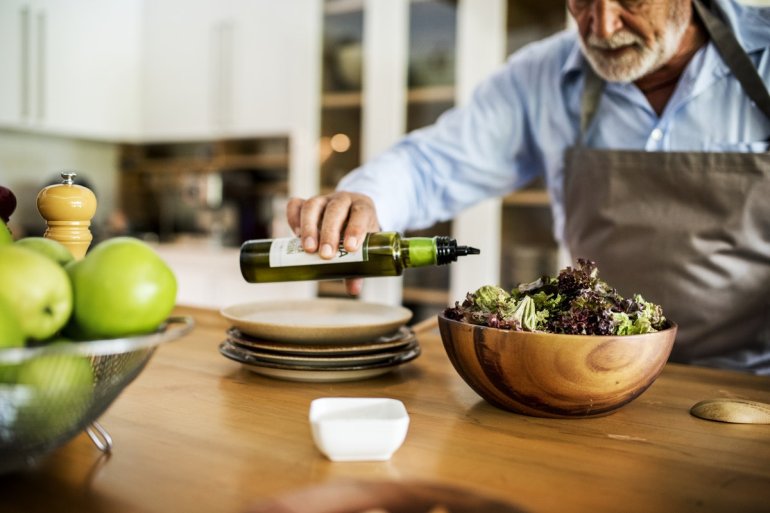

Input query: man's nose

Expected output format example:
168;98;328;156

590;0;624;38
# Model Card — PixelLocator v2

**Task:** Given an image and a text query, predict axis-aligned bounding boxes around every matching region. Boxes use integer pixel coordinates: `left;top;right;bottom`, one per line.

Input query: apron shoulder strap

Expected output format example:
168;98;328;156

692;0;770;121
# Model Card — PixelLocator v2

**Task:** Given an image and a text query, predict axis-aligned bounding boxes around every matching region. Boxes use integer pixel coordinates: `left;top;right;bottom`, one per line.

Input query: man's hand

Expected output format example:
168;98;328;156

286;191;380;296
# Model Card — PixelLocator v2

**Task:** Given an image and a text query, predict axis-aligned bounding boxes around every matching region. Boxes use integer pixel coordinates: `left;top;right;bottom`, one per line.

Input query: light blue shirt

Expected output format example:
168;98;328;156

338;0;770;244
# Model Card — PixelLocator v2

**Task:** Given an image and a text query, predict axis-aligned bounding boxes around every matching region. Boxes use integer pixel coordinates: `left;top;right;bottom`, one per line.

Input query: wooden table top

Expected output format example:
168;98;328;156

3;306;770;513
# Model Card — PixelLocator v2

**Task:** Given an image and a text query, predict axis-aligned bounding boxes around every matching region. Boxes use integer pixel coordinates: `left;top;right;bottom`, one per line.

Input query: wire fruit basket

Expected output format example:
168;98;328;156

0;316;193;475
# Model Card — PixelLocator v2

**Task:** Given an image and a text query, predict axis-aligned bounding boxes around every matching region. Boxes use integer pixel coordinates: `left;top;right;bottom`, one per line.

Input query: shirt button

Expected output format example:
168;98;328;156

651;128;663;141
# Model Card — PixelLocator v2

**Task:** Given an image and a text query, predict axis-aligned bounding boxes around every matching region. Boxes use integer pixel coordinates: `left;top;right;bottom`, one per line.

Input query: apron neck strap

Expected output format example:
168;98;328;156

580;65;604;140
580;0;770;138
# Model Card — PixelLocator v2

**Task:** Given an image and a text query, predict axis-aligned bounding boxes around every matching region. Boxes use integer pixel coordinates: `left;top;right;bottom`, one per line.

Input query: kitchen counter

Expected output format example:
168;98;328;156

3;306;770;513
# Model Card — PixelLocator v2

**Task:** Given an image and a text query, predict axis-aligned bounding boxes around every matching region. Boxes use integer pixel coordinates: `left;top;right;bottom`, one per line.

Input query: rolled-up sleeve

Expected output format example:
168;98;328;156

337;58;540;232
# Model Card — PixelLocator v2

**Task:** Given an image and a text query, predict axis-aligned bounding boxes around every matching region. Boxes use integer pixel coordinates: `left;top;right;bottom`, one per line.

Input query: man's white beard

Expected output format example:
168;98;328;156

579;7;690;83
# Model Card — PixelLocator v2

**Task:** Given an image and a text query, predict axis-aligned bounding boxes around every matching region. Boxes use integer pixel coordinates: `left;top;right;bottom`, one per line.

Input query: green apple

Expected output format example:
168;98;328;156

0;245;73;341
15;237;75;267
66;237;177;339
16;352;94;391
15;351;94;439
0;296;23;349
0;297;24;382
0;219;11;245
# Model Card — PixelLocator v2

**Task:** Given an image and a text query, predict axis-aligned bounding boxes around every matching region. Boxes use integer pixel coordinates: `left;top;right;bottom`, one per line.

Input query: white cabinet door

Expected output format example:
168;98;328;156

0;0;31;127
140;0;222;140
227;0;294;136
41;0;142;139
0;0;141;139
0;0;318;142
141;0;311;141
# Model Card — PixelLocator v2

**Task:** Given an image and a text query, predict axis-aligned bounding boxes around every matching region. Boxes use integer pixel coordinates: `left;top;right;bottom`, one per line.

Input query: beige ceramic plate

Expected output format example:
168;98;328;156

220;298;413;344
225;339;420;368
226;326;416;355
239;363;407;383
218;341;420;383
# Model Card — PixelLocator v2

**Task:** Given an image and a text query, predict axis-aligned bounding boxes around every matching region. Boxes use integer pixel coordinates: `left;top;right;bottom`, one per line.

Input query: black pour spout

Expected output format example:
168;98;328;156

434;236;481;265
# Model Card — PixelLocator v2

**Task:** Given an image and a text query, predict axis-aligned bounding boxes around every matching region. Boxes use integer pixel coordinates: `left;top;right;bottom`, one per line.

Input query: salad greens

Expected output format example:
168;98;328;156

444;258;667;335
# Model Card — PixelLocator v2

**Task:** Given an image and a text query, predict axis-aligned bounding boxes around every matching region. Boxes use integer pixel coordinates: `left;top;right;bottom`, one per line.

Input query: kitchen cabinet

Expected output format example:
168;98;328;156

0;0;141;139
0;0;323;247
140;0;301;140
319;0;460;310
226;0;296;136
0;0;318;142
138;0;220;140
131;0;322;260
317;0;565;311
496;0;568;289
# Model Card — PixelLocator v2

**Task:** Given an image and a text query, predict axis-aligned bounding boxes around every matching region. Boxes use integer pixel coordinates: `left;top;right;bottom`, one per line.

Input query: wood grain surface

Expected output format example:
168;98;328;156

2;305;769;513
438;315;677;418
690;398;770;424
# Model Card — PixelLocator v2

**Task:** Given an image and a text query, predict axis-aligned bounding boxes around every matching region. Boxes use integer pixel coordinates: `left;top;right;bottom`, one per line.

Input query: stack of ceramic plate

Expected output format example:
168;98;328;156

218;298;420;383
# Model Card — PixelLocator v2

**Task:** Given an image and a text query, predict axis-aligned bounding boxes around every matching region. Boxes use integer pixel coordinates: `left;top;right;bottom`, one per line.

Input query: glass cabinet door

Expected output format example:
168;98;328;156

406;0;456;133
318;0;568;305
319;1;364;193
318;0;460;308
500;0;566;289
402;0;458;308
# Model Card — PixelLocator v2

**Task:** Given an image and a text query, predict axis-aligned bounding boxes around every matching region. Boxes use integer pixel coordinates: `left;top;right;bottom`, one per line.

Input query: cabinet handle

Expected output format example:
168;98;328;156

220;21;234;129
211;23;224;128
211;21;234;130
19;6;30;120
36;9;46;122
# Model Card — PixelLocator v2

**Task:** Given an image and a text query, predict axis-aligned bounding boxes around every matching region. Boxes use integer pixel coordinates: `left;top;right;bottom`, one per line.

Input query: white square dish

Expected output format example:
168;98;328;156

309;397;410;461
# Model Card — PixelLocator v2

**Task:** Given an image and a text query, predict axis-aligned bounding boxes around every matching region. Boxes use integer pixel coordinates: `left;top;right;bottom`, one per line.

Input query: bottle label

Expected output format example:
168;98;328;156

268;238;366;267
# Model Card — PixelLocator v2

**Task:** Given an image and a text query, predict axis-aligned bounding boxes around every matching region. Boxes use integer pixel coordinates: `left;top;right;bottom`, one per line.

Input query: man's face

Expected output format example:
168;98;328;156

568;0;691;82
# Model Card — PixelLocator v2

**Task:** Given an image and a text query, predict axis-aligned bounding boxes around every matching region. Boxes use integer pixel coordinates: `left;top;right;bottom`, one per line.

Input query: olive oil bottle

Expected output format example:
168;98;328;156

240;231;480;283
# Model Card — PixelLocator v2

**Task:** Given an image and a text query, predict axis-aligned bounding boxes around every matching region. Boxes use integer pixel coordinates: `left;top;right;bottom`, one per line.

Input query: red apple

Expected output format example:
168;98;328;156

0;186;16;223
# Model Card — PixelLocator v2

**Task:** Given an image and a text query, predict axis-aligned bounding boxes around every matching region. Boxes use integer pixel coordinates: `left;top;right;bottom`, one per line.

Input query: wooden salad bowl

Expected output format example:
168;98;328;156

438;313;677;418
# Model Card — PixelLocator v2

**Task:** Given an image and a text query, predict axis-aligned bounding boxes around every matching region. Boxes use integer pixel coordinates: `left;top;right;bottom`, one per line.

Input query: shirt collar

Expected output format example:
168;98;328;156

561;36;585;82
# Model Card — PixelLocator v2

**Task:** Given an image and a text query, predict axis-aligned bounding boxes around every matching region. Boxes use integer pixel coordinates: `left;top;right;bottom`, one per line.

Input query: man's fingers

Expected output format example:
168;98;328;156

342;195;379;252
298;196;329;253
285;197;305;236
345;278;364;296
288;191;379;261
318;194;353;258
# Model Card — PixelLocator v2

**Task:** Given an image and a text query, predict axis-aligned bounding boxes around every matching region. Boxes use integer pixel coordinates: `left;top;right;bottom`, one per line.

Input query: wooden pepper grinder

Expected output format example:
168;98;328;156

36;171;97;260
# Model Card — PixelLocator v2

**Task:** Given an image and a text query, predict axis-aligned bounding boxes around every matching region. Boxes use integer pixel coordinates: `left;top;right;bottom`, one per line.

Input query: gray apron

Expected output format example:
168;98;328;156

563;0;770;373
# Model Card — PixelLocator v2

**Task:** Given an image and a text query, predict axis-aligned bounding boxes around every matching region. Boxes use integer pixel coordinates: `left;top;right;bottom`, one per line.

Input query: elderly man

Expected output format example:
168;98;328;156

287;0;770;373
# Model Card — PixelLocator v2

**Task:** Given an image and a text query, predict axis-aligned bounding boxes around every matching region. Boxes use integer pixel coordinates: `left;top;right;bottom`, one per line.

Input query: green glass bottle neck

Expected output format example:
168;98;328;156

402;237;438;268
401;234;480;267
362;232;480;269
